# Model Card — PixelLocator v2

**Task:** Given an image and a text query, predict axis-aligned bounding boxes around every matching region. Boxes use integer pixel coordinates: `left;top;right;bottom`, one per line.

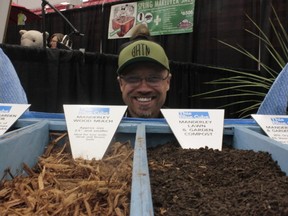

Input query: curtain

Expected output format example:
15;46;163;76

6;0;287;70
1;44;89;112
1;44;260;118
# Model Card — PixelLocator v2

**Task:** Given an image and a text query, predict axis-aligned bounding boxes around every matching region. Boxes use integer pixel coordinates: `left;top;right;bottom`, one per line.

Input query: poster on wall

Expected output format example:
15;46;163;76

108;0;195;39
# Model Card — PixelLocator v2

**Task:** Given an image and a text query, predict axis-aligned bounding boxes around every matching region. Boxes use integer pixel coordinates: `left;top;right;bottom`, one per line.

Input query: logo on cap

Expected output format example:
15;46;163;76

131;43;150;57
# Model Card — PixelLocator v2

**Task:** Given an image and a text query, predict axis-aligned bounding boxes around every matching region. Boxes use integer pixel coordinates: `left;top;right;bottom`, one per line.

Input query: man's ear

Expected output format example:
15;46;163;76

117;76;125;92
117;76;123;86
166;73;172;91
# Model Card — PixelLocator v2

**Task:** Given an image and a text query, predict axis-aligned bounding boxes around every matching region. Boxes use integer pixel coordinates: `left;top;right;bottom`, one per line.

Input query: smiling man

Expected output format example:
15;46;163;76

117;27;171;118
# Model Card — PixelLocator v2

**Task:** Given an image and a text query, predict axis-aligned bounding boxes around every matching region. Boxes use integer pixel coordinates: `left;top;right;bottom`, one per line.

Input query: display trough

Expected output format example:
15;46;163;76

0;111;287;215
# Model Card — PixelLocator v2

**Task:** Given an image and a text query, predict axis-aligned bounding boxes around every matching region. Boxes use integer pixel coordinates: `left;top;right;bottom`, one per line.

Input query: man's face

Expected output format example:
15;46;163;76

118;63;171;118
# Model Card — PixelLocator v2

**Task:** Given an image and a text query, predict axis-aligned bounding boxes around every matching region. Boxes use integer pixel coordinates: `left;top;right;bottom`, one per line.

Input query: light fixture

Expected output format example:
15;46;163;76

60;1;70;5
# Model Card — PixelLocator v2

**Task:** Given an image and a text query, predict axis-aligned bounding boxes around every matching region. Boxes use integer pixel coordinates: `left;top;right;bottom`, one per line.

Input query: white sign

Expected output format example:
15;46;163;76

161;109;225;150
0;103;30;135
63;105;127;160
252;114;288;144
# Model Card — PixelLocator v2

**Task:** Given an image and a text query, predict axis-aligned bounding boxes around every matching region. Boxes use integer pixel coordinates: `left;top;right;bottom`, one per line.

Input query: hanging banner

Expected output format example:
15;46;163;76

108;0;195;39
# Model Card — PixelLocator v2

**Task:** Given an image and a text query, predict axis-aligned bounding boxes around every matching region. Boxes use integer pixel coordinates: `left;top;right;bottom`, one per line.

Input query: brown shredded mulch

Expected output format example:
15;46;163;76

148;143;288;216
0;133;133;216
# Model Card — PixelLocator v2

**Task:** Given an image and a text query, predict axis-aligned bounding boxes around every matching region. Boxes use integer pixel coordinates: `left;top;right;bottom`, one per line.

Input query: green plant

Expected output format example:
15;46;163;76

193;5;288;118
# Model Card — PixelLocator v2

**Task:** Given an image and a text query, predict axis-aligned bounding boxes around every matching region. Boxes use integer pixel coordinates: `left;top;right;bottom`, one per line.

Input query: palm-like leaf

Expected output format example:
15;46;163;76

193;5;287;118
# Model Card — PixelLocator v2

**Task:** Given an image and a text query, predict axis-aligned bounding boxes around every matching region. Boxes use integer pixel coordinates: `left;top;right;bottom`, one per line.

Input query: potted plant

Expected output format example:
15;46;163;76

193;5;288;118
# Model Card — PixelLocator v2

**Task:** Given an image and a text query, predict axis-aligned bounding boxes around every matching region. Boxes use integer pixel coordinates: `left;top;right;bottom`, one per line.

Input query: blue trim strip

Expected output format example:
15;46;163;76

130;124;154;216
20;111;257;125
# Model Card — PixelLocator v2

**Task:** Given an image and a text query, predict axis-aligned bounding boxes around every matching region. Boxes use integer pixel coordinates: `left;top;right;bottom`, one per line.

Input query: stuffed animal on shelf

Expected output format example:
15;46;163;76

19;30;49;48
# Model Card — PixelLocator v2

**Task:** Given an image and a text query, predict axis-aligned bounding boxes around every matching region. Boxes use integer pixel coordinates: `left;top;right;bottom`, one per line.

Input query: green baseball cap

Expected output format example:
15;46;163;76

117;40;170;75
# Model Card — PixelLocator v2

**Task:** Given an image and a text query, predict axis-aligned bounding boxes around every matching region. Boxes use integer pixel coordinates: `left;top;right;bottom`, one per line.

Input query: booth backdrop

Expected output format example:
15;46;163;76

6;0;287;72
1;44;261;118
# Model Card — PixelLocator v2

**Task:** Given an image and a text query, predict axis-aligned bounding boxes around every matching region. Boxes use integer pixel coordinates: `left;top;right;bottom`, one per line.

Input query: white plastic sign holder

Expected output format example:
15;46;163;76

161;109;225;150
64;105;127;160
252;114;288;145
0;103;30;135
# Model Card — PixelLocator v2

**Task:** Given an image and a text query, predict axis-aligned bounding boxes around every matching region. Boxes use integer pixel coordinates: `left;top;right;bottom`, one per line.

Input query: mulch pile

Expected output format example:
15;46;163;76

0;133;133;216
148;143;288;216
2;133;288;216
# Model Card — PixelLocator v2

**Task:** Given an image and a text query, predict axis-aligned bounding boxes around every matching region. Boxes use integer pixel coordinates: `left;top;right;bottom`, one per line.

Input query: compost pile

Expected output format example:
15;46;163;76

0;133;133;215
148;143;288;216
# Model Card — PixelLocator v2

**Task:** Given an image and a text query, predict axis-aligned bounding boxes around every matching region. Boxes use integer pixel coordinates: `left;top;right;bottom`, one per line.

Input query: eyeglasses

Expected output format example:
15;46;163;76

119;72;170;86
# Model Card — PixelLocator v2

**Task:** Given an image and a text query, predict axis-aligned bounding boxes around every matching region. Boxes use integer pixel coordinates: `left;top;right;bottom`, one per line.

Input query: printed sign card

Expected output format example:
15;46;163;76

252;114;288;144
108;0;196;39
0;103;30;135
63;105;127;160
161;109;225;150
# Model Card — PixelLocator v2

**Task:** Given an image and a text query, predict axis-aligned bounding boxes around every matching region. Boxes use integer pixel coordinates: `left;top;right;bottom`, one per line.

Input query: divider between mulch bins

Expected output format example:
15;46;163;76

130;123;154;216
0;120;50;181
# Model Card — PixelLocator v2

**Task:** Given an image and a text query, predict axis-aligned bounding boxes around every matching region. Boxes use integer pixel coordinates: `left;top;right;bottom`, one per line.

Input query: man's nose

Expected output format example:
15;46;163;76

139;78;151;86
136;78;153;90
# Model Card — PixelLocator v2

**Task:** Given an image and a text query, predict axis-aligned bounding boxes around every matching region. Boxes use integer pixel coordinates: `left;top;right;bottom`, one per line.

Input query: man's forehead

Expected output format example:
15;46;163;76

122;62;166;75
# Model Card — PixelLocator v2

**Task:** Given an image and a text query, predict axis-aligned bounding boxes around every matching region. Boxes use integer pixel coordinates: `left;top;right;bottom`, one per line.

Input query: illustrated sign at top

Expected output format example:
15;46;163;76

108;0;195;39
252;114;288;145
